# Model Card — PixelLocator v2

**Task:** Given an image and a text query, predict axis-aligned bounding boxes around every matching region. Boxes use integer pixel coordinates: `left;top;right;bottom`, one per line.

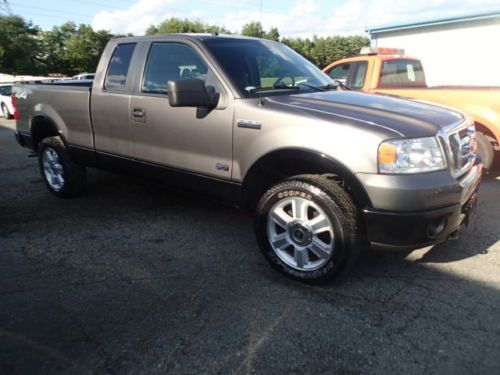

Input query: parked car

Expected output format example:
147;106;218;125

12;35;482;283
0;83;14;119
71;73;95;80
323;47;500;169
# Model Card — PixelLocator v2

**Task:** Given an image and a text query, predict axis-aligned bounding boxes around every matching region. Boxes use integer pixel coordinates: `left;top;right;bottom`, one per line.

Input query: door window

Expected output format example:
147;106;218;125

349;61;368;90
104;43;136;92
0;85;12;95
327;64;349;83
142;43;218;95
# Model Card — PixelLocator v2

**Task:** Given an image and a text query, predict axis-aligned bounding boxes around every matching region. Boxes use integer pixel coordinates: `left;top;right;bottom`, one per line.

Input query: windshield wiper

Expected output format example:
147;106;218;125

295;83;340;92
247;86;301;94
294;82;326;92
318;83;341;91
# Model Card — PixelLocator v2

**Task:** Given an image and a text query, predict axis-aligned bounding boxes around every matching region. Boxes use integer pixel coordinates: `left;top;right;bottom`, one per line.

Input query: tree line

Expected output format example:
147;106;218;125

0;15;369;76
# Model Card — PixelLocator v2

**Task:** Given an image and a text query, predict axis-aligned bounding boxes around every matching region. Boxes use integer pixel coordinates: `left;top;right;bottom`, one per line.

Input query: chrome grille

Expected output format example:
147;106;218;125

439;120;477;178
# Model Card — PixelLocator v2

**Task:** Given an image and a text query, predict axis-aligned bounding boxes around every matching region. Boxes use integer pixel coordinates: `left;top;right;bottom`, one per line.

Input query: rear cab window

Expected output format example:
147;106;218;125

104;43;137;92
379;59;426;88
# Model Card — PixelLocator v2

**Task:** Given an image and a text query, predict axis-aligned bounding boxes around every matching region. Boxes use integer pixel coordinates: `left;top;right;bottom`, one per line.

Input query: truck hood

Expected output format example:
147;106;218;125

265;91;464;138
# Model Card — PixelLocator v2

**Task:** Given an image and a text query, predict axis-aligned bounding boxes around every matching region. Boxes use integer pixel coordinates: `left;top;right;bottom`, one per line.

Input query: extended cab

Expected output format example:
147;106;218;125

13;35;482;283
323;47;500;169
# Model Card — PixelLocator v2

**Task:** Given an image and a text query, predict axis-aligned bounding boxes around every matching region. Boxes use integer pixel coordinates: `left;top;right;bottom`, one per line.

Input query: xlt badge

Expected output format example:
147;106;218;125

216;163;229;171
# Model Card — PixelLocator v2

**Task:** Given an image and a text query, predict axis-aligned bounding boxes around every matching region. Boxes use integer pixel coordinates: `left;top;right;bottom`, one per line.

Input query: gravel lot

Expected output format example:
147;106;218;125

1;118;499;375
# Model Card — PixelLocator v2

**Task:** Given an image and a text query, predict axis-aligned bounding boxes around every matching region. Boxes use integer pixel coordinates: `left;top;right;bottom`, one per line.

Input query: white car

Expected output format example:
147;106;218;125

71;73;95;80
0;83;14;119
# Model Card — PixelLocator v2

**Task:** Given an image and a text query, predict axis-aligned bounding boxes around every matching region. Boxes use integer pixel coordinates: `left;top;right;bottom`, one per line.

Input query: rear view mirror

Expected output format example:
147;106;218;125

168;79;219;108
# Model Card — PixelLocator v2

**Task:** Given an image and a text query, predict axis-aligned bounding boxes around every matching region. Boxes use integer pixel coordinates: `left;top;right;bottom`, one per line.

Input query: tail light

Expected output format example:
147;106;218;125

11;94;19;120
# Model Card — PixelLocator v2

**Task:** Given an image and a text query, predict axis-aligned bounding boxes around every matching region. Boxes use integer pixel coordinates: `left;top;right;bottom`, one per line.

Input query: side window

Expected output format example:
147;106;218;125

104;43;136;92
0;86;12;95
327;64;349;83
142;43;216;95
349;62;368;90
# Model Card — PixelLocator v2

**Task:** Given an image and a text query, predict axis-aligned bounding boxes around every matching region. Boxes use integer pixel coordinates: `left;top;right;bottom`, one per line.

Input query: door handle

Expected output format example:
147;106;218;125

132;108;145;118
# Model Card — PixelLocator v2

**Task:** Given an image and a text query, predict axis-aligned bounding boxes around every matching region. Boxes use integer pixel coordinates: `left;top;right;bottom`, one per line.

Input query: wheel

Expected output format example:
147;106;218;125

1;103;12;119
255;174;364;283
38;136;87;198
477;132;494;170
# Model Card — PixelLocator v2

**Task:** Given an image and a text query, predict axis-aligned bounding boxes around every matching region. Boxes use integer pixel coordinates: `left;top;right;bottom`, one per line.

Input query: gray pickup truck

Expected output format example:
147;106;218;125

13;34;482;283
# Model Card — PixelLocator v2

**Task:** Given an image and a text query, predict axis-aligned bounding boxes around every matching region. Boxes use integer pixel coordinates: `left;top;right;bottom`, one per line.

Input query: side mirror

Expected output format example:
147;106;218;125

167;79;219;108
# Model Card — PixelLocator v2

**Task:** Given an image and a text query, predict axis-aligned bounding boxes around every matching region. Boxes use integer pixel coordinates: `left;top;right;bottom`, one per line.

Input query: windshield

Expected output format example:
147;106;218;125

204;38;334;98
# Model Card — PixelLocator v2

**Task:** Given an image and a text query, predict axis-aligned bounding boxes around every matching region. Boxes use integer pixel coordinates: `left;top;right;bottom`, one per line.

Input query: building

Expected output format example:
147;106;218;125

366;10;500;86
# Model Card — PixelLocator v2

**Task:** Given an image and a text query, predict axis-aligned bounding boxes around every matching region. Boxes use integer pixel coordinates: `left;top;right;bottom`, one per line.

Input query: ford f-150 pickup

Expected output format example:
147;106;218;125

323;47;500;170
13;35;482;283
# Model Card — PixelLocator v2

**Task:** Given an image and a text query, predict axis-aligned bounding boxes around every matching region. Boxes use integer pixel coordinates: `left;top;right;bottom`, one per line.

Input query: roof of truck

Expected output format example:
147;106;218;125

112;33;266;43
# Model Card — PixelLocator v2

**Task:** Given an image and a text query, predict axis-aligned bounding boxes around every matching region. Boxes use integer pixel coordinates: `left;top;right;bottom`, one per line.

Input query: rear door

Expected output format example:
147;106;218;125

128;40;234;179
91;42;140;157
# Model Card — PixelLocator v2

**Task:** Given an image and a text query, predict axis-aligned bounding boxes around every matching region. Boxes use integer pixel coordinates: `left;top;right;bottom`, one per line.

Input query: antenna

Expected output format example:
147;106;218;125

260;0;263;27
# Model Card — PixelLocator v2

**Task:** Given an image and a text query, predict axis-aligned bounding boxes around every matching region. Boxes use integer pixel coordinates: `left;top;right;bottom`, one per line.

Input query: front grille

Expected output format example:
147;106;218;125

439;120;477;178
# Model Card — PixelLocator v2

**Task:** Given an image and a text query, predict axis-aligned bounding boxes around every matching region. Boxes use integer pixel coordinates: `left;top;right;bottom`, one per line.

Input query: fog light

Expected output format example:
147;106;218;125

427;217;446;238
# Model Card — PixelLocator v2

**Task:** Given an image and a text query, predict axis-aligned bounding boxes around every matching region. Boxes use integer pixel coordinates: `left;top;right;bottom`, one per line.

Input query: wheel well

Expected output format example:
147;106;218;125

31;116;61;151
241;149;372;210
475;121;498;146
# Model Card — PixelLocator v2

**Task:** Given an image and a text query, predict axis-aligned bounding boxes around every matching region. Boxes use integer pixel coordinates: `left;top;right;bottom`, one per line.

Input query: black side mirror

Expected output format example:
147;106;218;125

167;79;219;108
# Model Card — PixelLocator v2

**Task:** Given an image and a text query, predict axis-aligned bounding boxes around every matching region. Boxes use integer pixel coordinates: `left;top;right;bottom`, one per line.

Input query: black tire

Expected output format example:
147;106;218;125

38;136;87;198
255;174;365;284
1;103;12;119
477;132;494;170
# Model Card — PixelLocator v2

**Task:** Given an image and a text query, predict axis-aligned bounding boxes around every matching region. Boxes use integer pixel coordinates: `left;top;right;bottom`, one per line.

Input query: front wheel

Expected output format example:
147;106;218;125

255;175;364;283
38;136;87;198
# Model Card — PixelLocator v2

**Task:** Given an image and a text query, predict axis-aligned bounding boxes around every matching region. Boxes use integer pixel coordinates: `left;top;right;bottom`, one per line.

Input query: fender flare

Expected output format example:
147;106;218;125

240;148;372;209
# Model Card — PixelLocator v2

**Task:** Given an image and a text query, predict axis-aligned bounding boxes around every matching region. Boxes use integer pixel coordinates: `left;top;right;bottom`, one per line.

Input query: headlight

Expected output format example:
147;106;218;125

378;137;446;174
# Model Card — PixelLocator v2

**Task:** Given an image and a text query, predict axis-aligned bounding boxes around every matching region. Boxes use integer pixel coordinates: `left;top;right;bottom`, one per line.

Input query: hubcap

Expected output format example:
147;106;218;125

42;147;64;191
267;196;335;271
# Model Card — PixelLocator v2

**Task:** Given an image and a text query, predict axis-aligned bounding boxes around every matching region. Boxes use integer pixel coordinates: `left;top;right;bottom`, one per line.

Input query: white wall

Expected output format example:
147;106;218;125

372;20;500;86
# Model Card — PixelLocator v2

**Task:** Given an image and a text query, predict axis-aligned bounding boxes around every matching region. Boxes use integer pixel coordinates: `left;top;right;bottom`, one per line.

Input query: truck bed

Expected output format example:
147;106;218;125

14;83;95;150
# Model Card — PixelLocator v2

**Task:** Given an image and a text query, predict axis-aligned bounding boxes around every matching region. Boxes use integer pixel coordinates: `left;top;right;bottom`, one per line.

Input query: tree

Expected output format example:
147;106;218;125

146;17;231;35
282;35;369;67
64;25;113;74
265;27;280;41
241;21;264;38
39;22;114;75
0;15;42;74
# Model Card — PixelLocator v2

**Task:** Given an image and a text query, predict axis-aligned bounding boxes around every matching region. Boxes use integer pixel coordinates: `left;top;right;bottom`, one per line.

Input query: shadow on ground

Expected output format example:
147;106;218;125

1;123;499;374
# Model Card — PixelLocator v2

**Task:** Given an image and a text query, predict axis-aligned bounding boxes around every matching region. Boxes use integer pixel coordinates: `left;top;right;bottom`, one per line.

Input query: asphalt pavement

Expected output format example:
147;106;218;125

1;118;499;375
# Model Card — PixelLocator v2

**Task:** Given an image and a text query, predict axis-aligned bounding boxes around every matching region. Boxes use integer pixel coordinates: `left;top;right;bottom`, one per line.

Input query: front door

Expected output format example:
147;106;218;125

129;41;233;179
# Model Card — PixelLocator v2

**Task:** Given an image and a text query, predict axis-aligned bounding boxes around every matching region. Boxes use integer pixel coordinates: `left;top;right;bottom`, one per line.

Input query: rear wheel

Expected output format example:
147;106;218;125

38;136;87;198
1;103;12;119
255;174;364;283
477;132;494;170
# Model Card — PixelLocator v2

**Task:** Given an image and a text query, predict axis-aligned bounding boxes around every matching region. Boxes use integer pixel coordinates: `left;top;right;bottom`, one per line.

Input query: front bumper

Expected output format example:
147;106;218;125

359;161;482;249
